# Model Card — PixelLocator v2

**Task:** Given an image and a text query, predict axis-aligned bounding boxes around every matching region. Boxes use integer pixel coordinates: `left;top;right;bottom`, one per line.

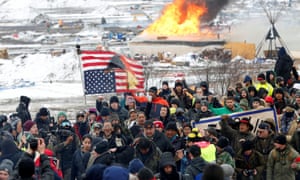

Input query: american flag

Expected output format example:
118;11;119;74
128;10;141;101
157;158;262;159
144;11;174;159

80;50;144;95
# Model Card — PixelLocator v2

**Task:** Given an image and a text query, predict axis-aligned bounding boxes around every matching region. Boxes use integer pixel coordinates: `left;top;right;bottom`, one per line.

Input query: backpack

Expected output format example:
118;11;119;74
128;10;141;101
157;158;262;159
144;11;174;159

271;148;294;162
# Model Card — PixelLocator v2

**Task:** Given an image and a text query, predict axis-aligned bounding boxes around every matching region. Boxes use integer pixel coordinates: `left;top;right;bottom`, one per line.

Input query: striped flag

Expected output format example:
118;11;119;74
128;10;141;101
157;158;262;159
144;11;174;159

80;50;144;95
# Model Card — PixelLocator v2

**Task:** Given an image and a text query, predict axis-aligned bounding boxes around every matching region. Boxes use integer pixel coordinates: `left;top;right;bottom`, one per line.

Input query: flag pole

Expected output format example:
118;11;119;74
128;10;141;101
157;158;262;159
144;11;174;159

76;45;87;105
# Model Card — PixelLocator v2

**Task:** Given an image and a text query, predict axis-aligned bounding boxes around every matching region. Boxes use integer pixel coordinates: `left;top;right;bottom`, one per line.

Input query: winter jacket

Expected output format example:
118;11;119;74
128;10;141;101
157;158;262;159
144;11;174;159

71;149;88;180
169;89;193;110
186;108;201;122
255;82;274;97
96;100;129;122
34;115;51;132
208;103;243;116
158;88;172;101
267;145;300;180
235;149;265;180
54;134;80;171
16;96;32;124
73;121;89;141
184;156;207;180
139;130;174;153
219;120;255;153
145;97;169;119
0;139;23;169
135;141;161;173
253;134;275;162
14;152;54;180
93;152;114;166
291;129;300;153
275;47;294;84
216;150;235;168
109;106;129;122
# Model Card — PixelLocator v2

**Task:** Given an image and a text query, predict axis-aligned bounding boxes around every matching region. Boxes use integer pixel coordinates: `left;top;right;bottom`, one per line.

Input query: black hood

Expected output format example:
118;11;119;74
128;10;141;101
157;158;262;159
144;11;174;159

159;152;176;169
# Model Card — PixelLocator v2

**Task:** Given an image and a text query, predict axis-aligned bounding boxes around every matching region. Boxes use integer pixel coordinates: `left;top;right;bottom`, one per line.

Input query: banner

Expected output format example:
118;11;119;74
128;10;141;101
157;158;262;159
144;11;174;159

193;107;278;133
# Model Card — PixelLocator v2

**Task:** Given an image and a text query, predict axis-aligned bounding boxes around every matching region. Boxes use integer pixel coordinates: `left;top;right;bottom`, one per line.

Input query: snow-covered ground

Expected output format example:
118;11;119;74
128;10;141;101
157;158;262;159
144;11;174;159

0;0;299;114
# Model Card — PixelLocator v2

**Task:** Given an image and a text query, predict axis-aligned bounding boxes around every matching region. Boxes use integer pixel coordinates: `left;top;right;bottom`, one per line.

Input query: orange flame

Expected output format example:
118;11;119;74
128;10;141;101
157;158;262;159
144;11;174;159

143;0;207;36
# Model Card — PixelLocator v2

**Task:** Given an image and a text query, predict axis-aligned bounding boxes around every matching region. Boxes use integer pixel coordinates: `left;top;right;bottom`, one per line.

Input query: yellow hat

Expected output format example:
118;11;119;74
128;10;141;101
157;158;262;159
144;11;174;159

188;133;196;139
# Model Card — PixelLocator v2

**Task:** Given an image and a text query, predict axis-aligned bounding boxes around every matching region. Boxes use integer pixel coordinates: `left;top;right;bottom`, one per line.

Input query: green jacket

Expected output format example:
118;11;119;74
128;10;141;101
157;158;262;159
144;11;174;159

208;103;243;116
235;150;265;180
216;150;235;168
267;145;300;180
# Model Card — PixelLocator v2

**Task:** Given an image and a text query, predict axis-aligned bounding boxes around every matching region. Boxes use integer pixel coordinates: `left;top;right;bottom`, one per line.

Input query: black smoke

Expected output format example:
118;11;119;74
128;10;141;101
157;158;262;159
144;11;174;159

186;0;230;22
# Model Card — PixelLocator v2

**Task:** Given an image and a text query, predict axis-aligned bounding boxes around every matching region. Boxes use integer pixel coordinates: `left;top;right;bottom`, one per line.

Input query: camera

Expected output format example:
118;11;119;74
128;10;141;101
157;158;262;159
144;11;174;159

244;169;254;176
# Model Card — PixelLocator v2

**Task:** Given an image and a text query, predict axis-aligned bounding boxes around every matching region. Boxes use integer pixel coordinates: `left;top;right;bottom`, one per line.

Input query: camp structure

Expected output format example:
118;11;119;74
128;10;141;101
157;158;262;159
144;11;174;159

256;1;290;59
224;41;256;60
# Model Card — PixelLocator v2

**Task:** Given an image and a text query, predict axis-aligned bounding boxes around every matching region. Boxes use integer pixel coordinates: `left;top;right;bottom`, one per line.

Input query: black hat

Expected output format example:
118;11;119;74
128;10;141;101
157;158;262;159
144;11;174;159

258;122;270;130
149;86;158;94
110;96;119;104
216;137;229;149
170;98;180;107
165;122;178;132
144;120;154;129
274;88;284;95
100;107;110;116
162;81;169;86
257;73;266;81
94;141;109;154
175;81;183;87
274;134;287;145
188;145;201;156
39;107;49;116
18;158;35;178
242;140;254;152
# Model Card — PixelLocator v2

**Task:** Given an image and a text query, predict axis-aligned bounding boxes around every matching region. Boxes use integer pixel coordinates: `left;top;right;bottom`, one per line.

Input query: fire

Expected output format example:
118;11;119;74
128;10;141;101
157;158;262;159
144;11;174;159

143;0;207;36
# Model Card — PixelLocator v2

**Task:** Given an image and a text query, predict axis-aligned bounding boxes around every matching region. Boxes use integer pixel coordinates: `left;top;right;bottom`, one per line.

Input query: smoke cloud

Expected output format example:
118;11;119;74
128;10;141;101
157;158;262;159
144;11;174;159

186;0;230;22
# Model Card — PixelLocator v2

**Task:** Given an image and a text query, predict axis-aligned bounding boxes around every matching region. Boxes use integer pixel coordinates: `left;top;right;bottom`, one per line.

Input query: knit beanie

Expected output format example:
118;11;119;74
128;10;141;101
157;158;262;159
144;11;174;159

128;159;144;174
0;159;14;175
23;120;35;131
110;96;119;104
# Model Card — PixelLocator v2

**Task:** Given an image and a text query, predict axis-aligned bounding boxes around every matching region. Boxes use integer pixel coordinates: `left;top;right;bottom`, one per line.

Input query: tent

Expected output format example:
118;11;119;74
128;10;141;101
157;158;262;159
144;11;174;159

256;1;291;59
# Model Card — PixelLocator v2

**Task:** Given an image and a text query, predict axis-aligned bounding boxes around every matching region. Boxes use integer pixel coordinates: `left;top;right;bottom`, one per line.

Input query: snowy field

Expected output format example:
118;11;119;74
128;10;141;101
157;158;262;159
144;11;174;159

0;0;299;115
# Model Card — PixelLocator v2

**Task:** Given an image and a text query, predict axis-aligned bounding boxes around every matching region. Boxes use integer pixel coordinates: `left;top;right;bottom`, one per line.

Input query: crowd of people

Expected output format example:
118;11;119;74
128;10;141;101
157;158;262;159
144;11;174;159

0;49;300;179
